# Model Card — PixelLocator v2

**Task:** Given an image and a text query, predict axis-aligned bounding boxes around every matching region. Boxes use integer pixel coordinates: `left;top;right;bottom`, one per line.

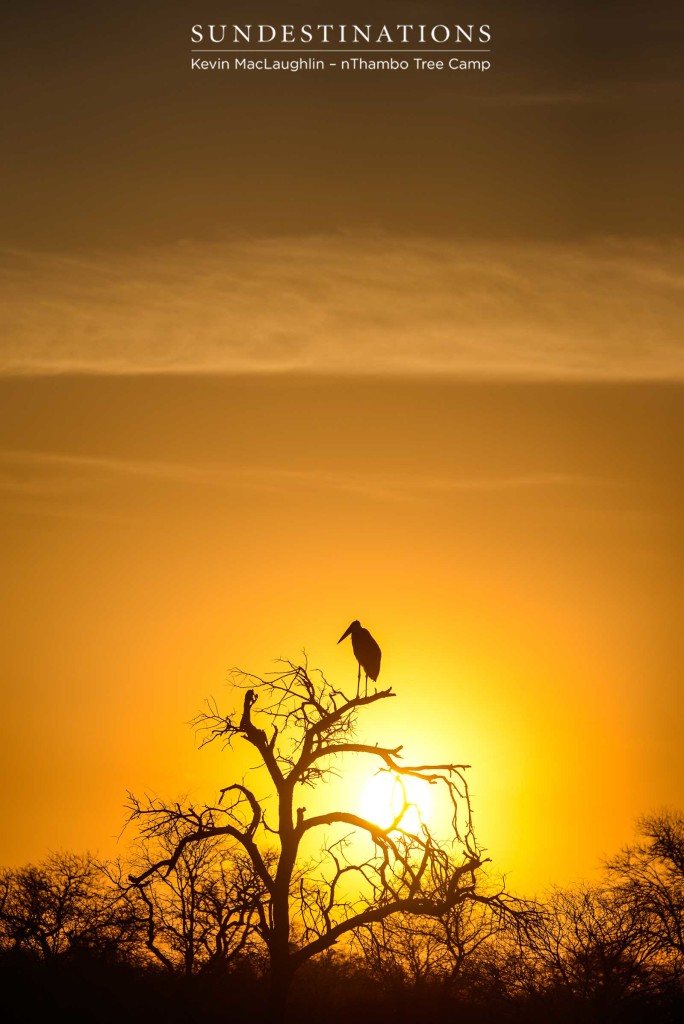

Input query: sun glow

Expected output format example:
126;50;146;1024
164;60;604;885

359;771;432;833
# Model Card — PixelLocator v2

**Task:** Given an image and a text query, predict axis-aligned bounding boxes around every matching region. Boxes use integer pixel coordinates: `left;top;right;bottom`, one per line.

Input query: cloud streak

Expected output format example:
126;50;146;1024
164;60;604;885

0;450;618;513
1;235;683;380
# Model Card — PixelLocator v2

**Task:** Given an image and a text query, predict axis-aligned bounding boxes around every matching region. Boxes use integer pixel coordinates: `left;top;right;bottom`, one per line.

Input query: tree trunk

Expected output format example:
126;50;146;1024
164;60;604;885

266;957;293;1024
265;777;296;1021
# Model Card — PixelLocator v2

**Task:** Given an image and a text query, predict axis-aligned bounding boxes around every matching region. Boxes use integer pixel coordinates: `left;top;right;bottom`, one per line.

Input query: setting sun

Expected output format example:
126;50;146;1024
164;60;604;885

359;771;432;834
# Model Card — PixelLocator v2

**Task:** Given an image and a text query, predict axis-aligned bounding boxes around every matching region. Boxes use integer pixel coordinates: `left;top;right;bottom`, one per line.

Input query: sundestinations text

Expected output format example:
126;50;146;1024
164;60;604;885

190;23;492;45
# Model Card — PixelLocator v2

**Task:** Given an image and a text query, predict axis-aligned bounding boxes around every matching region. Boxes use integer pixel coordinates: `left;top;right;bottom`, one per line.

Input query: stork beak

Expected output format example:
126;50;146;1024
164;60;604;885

337;624;353;644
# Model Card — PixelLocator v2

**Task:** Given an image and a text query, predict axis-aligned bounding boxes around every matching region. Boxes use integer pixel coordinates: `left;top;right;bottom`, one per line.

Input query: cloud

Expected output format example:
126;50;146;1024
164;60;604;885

1;234;683;380
482;91;593;106
481;79;684;108
0;450;616;515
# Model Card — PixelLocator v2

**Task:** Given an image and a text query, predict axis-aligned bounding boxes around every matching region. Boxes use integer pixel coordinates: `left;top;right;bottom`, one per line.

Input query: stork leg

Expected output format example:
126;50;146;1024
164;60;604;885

356;663;361;698
364;672;368;697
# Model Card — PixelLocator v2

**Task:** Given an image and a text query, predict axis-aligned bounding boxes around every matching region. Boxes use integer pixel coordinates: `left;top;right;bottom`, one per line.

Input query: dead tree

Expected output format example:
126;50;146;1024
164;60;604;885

353;896;503;993
606;811;684;974
120;825;265;975
127;660;500;1018
0;851;139;960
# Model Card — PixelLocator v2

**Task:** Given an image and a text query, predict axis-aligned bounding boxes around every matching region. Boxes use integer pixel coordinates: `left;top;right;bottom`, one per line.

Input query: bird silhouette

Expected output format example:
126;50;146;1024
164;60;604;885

337;620;381;697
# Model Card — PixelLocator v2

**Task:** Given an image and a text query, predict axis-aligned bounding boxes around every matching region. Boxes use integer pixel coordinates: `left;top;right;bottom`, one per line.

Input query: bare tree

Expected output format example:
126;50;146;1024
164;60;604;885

525;883;668;1019
122;821;267;975
127;661;501;1018
607;810;684;973
0;851;137;960
353;895;503;993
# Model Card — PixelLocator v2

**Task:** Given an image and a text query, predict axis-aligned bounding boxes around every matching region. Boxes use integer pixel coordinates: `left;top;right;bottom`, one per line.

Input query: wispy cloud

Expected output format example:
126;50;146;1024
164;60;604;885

1;235;683;380
0;450;616;514
482;91;593;106
481;79;684;108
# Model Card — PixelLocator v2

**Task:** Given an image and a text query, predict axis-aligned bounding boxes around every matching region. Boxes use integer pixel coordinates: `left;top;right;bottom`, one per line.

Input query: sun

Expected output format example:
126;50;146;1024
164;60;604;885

359;771;432;833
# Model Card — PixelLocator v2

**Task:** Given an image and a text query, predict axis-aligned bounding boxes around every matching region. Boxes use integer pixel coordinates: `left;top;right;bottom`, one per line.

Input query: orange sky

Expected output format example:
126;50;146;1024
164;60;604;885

1;1;682;895
1;375;682;893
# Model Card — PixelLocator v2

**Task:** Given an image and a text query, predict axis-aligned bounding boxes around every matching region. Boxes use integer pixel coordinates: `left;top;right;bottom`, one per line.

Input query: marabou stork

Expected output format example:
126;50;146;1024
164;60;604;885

337;620;381;697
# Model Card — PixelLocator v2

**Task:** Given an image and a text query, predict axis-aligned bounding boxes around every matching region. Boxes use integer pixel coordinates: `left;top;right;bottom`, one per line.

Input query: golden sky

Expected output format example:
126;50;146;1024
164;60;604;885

1;1;682;895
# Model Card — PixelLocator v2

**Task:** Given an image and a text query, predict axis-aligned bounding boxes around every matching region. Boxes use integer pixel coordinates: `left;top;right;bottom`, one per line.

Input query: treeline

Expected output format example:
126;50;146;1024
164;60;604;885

1;811;683;1023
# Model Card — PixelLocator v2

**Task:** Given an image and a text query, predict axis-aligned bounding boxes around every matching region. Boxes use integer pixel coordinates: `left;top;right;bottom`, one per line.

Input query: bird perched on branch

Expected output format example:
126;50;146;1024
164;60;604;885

337;620;381;697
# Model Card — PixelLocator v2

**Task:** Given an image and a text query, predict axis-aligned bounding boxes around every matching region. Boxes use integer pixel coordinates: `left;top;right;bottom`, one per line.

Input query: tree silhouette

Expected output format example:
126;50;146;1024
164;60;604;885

127;660;503;1019
0;851;137;961
121;827;265;975
354;897;503;994
524;883;669;1019
607;811;684;969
